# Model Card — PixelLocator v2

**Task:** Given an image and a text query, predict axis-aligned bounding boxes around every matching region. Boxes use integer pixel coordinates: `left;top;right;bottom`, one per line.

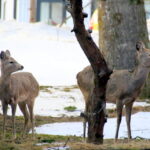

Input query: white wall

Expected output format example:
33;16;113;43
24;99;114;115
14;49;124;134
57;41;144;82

16;0;30;22
1;0;14;20
1;0;30;22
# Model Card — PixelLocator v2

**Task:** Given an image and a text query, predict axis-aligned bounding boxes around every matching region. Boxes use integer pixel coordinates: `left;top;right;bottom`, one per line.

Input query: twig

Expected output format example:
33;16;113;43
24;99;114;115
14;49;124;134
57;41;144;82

63;137;70;147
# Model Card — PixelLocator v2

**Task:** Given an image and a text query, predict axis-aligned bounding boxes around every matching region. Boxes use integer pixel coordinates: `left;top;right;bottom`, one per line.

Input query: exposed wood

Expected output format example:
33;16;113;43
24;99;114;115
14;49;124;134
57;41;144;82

66;0;112;144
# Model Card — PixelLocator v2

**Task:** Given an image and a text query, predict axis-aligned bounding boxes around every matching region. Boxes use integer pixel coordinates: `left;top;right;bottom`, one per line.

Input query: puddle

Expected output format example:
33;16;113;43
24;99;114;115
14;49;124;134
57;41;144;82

34;122;84;137
45;146;70;150
34;112;150;139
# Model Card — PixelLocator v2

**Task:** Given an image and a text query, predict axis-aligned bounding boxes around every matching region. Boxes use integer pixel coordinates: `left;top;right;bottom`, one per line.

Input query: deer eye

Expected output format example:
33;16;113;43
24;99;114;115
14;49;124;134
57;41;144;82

9;61;14;64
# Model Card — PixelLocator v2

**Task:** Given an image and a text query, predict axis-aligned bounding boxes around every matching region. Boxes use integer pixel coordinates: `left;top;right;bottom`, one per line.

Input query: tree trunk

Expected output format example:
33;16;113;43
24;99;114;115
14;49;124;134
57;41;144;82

66;0;112;144
99;0;149;70
30;0;36;22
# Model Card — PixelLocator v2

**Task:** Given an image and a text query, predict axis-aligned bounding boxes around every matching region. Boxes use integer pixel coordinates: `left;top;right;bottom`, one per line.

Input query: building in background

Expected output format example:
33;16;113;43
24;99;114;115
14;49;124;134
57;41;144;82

36;0;66;25
0;0;93;26
0;0;149;29
0;0;30;22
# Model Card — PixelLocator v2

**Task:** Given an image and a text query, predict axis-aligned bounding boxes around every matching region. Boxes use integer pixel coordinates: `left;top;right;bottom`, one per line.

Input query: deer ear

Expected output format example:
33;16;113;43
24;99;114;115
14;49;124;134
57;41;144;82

0;51;6;60
136;41;145;52
5;50;10;57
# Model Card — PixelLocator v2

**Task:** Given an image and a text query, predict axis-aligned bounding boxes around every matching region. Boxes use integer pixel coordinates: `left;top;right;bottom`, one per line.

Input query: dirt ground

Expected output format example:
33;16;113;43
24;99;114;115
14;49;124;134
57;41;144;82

0;105;150;150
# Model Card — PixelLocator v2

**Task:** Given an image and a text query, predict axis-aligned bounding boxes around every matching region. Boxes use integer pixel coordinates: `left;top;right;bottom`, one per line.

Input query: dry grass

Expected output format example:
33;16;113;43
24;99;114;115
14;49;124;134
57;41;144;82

68;139;150;150
1;136;150;150
0;105;150;150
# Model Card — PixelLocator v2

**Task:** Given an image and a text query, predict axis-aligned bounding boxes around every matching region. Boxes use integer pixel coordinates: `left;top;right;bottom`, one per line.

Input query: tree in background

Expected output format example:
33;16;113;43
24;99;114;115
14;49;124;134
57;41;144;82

98;0;150;98
99;0;149;70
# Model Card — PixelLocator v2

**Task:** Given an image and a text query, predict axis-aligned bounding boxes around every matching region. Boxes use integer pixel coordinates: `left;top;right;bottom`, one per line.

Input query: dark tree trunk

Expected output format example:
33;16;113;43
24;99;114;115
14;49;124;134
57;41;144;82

99;0;149;70
66;0;112;144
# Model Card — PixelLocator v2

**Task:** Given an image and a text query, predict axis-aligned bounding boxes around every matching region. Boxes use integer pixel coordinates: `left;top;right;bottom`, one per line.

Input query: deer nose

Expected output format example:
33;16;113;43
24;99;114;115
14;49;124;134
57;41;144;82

20;66;24;70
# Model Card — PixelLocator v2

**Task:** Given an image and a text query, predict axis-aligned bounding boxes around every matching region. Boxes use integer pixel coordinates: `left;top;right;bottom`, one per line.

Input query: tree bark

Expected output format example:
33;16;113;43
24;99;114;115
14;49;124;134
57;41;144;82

98;0;150;98
66;0;112;144
99;0;149;70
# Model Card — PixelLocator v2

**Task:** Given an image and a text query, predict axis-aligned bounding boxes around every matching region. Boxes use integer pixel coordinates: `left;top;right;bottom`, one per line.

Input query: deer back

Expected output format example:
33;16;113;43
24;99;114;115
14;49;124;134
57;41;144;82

10;72;39;103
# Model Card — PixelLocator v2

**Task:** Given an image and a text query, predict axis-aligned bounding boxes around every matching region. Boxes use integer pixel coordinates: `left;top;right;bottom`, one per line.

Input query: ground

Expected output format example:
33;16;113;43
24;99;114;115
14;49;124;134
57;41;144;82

0;103;150;150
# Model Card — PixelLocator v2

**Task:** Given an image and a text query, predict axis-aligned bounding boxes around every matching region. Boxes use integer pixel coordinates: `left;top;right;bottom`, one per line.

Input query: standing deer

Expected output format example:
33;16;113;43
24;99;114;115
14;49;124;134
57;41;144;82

0;50;39;139
77;41;150;140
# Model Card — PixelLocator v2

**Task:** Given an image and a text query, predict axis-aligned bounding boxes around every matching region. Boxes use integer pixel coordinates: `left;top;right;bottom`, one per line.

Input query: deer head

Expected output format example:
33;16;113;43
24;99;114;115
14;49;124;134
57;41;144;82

0;50;24;76
136;42;150;68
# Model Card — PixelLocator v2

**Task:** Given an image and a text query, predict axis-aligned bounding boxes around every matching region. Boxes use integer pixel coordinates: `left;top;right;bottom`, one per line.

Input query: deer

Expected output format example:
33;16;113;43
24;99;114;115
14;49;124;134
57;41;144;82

77;41;150;140
0;50;39;139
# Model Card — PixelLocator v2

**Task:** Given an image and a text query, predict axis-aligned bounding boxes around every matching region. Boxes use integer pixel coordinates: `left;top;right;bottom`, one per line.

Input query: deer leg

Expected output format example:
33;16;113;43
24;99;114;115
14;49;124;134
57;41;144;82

2;102;8;139
27;100;35;137
83;113;87;140
18;102;29;136
83;104;88;140
11;103;17;139
125;102;133;139
115;101;123;141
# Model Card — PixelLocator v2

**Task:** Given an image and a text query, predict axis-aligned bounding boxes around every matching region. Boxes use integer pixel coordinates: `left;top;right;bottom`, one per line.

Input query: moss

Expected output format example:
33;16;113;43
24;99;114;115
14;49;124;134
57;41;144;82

64;106;77;112
107;108;116;113
62;88;71;92
62;85;78;92
39;85;53;90
36;134;81;143
70;85;78;89
39;85;52;93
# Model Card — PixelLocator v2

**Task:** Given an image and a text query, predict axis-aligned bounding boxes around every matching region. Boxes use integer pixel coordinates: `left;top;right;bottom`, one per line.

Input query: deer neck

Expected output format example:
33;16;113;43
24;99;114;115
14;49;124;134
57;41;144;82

0;72;11;91
132;64;149;90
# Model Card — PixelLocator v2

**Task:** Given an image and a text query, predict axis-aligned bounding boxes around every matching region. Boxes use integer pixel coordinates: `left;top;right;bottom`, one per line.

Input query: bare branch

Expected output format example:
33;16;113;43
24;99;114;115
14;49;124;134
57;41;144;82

65;0;73;14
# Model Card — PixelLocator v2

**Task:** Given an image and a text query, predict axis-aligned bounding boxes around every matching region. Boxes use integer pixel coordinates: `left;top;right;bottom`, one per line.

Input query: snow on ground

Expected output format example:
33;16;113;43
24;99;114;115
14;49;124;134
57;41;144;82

34;112;150;139
0;86;149;117
0;20;94;86
0;87;85;117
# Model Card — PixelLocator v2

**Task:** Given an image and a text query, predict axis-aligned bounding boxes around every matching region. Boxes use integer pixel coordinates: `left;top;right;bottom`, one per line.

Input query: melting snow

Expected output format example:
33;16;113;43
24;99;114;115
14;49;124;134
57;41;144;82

34;112;150;139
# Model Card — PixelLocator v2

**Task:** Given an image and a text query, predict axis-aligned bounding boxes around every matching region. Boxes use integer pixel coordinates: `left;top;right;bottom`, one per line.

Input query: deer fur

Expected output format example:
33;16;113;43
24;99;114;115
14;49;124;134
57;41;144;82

77;41;150;140
0;50;39;139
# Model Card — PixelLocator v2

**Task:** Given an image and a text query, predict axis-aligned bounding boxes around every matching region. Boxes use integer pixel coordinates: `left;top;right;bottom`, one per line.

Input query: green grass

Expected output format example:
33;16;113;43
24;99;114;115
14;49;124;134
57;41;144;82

39;85;52;93
39;85;53;90
62;88;71;92
64;106;77;112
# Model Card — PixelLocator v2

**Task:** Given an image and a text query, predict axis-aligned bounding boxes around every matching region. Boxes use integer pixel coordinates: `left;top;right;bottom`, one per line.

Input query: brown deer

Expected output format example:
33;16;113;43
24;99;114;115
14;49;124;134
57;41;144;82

77;41;150;140
0;50;39;139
